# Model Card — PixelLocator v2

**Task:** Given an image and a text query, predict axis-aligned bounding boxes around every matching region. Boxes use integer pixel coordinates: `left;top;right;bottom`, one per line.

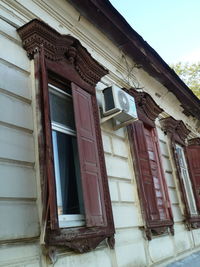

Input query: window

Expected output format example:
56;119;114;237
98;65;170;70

18;19;115;252
49;84;84;228
127;90;173;240
175;144;197;215
160;117;200;229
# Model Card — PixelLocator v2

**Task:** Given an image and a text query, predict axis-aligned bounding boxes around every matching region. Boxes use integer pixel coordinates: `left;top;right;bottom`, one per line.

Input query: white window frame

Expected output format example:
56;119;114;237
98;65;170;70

49;84;85;228
175;143;198;215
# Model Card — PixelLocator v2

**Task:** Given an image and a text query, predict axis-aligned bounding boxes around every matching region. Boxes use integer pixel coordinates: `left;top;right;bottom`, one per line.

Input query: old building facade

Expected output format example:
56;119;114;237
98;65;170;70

0;1;200;266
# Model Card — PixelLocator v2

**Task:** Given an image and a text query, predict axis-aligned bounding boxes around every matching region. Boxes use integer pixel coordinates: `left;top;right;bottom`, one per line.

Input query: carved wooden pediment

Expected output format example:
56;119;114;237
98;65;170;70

17;19;108;86
124;88;163;125
160;116;190;143
176;121;190;141
188;137;200;146
17;19;114;253
135;91;163;122
159;116;178;134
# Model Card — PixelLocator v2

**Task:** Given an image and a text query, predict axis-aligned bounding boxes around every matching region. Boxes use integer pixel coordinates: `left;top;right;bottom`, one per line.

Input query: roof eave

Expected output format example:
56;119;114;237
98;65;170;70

67;0;200;120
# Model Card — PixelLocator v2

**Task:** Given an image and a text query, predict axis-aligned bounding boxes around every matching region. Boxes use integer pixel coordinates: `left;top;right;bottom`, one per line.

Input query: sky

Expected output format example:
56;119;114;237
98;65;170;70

109;0;200;64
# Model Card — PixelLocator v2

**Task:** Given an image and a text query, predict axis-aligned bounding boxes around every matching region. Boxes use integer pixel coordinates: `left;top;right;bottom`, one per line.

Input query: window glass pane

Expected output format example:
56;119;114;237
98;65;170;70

175;144;197;215
176;146;185;167
52;130;84;215
48;84;85;223
49;89;75;130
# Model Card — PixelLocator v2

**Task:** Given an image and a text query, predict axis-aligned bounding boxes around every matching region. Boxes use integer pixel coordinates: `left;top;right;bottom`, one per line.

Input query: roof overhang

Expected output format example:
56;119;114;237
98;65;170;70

68;0;200;120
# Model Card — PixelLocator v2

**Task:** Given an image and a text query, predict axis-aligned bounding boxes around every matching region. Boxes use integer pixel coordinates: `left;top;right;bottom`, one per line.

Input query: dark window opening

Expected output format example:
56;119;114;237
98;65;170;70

49;84;84;227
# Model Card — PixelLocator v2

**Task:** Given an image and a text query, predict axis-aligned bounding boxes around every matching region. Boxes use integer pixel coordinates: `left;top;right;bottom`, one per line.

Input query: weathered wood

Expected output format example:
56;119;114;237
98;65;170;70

72;83;106;227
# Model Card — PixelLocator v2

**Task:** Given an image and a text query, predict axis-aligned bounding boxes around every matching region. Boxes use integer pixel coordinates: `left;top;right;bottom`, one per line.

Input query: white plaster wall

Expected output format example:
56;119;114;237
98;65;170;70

0;6;40;266
0;0;200;266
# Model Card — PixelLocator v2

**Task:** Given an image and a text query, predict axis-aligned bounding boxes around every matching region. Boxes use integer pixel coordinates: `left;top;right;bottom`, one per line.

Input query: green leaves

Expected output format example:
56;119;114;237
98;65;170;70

171;62;200;99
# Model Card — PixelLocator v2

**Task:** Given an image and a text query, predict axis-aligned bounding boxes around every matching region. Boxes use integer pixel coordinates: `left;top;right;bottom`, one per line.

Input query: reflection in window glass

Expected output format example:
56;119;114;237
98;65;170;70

49;89;75;130
48;84;84;220
175;144;197;215
52;131;84;215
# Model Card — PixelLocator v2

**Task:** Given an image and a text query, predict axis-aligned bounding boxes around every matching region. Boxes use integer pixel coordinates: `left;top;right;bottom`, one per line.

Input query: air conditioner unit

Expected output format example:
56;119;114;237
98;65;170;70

102;85;138;123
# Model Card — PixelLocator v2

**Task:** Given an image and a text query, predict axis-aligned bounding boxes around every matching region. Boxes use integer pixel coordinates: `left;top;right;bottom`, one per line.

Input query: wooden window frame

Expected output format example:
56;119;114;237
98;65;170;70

160;117;200;229
126;89;174;240
17;19;115;253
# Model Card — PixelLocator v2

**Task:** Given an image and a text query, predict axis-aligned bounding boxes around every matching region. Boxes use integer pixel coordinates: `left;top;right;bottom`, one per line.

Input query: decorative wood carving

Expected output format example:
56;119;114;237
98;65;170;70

188;138;200;146
17;19;108;87
176;121;190;143
146;221;174;240
18;19;114;253
160;116;179;135
160;116;190;145
191;222;200;229
47;230;106;253
68;0;200;121
124;88;163;127
141;224;174;241
127;88;174;240
134;91;163;122
41;94;115;251
107;235;115;249
160;116;200;230
186;217;200;230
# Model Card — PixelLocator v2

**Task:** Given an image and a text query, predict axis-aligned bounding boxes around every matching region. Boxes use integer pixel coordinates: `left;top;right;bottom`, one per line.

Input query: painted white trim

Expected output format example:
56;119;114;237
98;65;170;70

48;83;72;98
52;122;76;137
59;214;85;228
175;144;198;215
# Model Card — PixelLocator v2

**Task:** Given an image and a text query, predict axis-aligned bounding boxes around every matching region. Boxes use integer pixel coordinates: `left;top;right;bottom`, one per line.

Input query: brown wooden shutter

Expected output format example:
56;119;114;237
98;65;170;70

72;83;106;227
186;145;200;211
38;47;58;230
153;129;173;221
129;120;160;222
144;127;168;220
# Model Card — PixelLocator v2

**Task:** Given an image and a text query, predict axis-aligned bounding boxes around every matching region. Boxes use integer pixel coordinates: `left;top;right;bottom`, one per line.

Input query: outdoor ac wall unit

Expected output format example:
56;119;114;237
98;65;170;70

102;85;138;124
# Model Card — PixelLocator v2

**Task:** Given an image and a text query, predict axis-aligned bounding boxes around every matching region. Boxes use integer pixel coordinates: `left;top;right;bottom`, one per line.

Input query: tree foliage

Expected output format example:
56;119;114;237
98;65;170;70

171;62;200;99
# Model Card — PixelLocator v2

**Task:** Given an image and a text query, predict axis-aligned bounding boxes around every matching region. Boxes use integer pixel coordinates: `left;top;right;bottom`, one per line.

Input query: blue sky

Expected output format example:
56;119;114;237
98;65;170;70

109;0;200;64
